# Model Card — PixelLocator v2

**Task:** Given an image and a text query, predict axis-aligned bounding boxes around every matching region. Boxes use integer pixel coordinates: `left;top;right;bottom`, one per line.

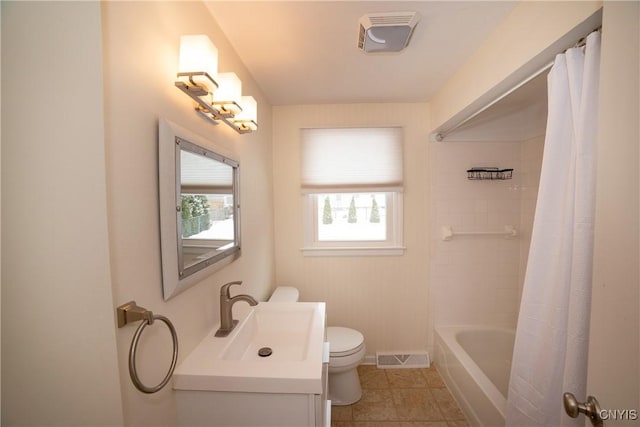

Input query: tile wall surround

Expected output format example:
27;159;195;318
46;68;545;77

429;136;544;330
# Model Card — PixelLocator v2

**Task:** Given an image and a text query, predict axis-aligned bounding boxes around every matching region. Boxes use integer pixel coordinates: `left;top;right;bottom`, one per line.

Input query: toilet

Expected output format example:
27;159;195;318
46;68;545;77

325;326;365;405
269;287;366;406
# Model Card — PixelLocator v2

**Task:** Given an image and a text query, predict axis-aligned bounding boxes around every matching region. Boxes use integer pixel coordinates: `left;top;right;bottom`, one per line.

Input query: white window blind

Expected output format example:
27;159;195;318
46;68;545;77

301;127;403;193
180;150;233;193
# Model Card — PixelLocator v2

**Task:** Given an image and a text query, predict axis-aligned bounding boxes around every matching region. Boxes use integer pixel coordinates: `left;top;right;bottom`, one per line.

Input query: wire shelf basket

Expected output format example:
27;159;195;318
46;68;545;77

466;167;513;180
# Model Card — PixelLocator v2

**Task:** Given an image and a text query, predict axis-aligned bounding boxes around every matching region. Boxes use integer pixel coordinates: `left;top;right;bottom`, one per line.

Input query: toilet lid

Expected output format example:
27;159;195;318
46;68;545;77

327;327;364;356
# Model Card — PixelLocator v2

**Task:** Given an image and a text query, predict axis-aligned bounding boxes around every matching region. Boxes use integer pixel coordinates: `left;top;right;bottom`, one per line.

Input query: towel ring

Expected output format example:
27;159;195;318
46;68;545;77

117;301;179;394
129;314;178;393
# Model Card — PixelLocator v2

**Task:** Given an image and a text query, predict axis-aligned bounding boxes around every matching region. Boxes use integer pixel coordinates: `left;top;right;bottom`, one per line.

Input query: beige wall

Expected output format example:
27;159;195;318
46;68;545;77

102;2;274;425
2;1;275;425
272;103;431;358
588;0;639;413
1;2;124;425
430;1;602;133
1;0;3;408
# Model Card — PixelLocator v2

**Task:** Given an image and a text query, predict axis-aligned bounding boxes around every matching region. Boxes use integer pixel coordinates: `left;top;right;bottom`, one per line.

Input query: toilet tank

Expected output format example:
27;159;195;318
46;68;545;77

268;286;299;302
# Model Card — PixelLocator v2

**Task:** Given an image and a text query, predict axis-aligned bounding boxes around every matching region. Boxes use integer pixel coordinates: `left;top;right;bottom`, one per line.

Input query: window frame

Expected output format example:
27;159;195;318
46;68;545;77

302;190;404;256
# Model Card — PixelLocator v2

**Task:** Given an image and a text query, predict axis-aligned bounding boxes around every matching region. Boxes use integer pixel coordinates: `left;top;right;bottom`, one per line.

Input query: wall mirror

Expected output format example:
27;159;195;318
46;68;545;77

159;119;241;300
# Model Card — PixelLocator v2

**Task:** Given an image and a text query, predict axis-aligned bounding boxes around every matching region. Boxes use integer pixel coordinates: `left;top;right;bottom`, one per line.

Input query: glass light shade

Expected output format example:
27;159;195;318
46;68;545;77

178;35;219;90
213;73;243;115
234;96;258;129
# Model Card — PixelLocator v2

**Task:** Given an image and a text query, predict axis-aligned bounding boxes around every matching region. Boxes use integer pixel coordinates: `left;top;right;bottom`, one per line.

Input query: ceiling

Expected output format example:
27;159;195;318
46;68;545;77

205;1;519;106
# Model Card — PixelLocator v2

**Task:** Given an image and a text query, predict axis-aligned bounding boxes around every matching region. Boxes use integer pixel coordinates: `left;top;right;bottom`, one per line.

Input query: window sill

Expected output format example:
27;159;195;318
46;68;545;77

301;246;405;257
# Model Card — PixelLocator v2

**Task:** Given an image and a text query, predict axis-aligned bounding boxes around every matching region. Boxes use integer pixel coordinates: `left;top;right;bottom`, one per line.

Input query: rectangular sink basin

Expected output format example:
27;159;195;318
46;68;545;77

173;302;326;394
221;303;314;361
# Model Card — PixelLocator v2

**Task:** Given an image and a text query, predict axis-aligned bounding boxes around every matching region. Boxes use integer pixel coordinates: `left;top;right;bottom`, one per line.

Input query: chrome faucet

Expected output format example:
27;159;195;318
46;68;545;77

215;281;258;337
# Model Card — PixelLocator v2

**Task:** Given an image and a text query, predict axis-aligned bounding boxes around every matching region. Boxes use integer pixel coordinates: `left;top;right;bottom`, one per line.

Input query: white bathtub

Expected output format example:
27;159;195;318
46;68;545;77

434;326;515;427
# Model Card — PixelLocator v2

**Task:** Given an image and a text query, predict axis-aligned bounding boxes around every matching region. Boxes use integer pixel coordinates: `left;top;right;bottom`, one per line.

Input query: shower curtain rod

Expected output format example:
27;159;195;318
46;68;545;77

433;27;602;142
433;61;553;142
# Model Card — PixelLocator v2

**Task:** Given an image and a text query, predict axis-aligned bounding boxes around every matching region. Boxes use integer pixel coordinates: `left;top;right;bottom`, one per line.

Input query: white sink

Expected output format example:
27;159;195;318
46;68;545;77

173;302;326;394
221;303;314;361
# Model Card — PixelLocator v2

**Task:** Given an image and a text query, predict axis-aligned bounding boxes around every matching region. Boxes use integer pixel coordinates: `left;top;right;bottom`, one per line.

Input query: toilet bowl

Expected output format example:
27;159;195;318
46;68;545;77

268;287;365;406
326;326;366;406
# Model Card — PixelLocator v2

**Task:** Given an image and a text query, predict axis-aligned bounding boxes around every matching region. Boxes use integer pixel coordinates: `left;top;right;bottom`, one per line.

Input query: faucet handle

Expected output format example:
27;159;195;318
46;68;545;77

220;281;243;296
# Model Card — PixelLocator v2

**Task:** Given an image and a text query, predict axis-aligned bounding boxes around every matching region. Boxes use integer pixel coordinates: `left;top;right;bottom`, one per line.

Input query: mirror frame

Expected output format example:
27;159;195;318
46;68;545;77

159;118;241;300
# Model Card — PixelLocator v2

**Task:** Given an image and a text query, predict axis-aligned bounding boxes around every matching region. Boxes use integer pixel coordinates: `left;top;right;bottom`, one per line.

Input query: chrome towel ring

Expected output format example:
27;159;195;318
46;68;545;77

117;301;179;394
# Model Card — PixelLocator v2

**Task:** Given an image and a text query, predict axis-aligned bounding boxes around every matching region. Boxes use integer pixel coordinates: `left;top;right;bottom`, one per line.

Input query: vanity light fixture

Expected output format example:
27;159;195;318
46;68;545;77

232;96;258;132
174;34;258;134
212;72;243;117
177;35;219;95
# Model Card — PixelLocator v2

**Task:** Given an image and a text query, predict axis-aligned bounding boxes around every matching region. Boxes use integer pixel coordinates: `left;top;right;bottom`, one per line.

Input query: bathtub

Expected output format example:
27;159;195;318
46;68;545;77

434;326;515;427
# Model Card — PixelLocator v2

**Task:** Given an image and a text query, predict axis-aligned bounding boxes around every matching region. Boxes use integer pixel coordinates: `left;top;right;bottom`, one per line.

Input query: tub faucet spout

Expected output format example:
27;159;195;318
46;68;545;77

215;281;258;337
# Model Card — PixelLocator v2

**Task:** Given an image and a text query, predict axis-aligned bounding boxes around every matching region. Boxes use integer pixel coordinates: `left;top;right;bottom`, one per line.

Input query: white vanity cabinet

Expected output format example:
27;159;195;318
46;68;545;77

173;302;329;427
176;343;330;427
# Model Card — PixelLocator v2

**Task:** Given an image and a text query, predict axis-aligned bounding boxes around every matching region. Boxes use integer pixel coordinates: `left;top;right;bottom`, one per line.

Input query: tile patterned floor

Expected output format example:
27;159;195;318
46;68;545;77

331;365;470;427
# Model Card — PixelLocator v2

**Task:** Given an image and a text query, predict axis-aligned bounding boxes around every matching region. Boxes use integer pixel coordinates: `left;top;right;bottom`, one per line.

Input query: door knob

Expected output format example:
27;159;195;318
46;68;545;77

563;392;604;427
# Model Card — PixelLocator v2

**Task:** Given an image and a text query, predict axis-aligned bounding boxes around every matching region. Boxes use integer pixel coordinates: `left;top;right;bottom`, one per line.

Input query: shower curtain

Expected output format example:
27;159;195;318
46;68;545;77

506;31;601;427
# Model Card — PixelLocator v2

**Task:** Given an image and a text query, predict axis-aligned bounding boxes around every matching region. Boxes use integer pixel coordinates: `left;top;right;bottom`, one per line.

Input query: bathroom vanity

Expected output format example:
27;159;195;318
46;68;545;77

173;302;330;426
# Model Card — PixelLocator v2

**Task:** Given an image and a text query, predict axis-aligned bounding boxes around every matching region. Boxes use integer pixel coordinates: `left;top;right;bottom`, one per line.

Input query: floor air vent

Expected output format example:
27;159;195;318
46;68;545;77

376;352;430;369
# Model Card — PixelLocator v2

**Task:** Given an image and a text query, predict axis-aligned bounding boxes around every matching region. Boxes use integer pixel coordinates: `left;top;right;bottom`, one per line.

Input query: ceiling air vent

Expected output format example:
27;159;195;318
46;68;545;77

358;12;420;53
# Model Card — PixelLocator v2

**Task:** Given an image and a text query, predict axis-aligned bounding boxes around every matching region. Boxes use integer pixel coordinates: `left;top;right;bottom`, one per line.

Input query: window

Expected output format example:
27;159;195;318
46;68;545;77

301;127;404;256
180;194;234;240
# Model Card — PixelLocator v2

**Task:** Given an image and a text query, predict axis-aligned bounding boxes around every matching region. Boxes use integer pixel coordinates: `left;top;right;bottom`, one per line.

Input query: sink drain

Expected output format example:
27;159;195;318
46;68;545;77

258;347;273;357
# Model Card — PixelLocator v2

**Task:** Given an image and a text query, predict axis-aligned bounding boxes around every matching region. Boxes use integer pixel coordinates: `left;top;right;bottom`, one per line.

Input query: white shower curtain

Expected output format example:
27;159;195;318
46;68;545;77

506;31;601;427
